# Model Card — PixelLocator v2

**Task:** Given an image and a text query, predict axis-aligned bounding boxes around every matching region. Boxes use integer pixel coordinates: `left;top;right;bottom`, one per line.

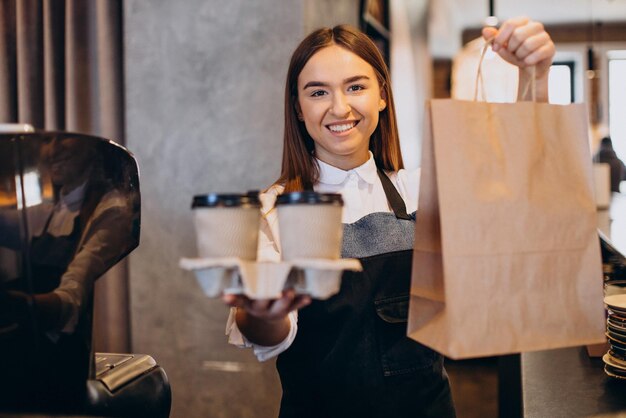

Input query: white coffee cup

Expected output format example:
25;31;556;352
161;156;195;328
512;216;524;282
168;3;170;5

192;193;261;260
275;192;343;260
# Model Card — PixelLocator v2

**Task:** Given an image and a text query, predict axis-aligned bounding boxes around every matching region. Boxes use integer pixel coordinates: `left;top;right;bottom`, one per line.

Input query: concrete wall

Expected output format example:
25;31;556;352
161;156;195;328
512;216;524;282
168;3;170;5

124;1;301;417
124;1;358;417
303;0;359;33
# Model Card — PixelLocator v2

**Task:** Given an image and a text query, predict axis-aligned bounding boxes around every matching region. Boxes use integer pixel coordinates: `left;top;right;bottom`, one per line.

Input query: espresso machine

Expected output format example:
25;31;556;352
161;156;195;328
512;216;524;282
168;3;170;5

0;125;170;417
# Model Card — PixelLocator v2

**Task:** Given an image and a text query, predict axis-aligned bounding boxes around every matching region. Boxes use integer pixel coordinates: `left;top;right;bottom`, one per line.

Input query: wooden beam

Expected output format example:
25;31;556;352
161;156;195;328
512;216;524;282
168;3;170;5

462;22;626;46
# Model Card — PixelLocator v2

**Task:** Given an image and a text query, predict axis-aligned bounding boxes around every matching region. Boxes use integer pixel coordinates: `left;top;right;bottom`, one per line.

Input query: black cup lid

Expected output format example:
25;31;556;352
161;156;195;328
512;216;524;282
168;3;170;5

275;191;343;206
192;193;261;208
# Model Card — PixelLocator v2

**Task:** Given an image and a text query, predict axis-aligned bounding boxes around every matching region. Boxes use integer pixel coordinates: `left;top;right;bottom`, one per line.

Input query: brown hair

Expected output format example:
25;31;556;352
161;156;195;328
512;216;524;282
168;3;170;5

276;24;403;192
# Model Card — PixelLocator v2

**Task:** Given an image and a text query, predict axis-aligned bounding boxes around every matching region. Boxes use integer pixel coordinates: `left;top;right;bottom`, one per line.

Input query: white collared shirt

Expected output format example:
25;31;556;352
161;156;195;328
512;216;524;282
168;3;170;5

226;152;420;361
47;182;88;236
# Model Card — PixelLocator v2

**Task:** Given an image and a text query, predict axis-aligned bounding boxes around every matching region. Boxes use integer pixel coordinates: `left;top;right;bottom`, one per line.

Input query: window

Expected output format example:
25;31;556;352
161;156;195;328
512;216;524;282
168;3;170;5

548;61;575;104
608;50;626;161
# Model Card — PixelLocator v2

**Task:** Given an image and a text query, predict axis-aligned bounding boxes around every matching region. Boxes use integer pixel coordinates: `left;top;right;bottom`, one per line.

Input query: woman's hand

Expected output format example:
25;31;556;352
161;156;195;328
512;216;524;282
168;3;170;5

223;289;311;346
483;17;555;101
0;291;62;333
223;289;311;321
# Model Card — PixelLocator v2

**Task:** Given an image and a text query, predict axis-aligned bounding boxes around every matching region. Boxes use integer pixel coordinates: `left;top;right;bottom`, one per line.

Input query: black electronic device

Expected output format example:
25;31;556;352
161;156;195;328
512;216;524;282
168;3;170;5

0;125;169;417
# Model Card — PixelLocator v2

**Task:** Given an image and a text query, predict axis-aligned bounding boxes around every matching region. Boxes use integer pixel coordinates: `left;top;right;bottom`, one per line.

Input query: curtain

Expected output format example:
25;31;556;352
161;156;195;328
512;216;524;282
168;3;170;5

0;0;130;353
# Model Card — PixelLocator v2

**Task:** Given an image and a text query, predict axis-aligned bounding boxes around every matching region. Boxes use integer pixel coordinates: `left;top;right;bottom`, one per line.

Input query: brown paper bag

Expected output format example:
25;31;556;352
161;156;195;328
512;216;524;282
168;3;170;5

407;99;605;359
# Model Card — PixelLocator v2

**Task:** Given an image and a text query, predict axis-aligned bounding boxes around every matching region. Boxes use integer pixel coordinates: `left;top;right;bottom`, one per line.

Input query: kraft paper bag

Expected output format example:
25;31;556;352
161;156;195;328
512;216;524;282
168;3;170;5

407;99;605;359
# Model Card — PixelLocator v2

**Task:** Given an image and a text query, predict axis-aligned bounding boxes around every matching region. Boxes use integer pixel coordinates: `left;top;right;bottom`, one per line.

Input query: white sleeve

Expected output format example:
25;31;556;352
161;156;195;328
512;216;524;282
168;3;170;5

225;308;299;362
224;185;298;361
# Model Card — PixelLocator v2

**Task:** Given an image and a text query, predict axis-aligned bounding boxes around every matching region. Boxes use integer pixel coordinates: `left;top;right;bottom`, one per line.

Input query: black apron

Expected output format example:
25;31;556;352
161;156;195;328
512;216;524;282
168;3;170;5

276;170;456;418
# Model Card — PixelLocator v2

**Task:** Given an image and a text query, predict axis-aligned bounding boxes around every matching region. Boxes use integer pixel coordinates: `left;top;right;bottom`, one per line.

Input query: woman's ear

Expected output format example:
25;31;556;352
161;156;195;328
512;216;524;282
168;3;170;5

379;88;387;112
295;101;304;121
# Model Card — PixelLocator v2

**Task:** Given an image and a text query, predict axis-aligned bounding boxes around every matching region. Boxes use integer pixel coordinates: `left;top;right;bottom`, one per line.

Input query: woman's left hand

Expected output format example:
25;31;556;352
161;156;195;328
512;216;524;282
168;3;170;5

483;17;555;101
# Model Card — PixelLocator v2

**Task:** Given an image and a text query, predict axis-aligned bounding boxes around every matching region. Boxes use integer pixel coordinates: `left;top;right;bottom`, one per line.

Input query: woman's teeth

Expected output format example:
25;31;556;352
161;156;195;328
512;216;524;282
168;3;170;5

328;122;355;133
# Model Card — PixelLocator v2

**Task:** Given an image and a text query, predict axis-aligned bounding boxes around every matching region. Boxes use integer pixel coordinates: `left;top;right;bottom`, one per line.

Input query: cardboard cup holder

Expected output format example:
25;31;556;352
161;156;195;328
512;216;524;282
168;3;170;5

179;257;362;300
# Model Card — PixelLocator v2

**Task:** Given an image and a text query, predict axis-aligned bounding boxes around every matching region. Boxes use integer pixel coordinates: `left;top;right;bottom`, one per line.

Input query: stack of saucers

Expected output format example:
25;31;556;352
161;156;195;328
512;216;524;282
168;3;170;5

603;294;626;379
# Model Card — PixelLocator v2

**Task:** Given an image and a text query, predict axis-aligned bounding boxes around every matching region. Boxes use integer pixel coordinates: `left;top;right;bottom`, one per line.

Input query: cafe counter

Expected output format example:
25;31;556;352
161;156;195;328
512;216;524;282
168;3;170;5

507;192;626;417
521;346;626;417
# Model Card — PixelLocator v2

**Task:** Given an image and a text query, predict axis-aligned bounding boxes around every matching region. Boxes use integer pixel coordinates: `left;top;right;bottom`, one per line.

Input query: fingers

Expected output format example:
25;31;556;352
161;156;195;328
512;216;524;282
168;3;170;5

486;17;555;75
492;16;530;52
223;294;271;314
482;26;497;41
291;294;312;311
513;32;551;63
266;289;297;315
223;294;274;313
246;298;272;316
223;289;312;321
523;42;556;67
222;293;246;308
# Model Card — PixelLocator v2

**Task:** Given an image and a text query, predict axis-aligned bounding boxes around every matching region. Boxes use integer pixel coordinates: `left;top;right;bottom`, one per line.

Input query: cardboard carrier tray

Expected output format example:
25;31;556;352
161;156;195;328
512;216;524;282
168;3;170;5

179;257;362;299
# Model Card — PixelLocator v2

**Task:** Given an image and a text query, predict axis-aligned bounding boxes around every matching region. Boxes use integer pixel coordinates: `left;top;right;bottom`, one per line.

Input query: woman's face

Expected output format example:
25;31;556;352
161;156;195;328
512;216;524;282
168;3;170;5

296;44;386;170
41;136;93;192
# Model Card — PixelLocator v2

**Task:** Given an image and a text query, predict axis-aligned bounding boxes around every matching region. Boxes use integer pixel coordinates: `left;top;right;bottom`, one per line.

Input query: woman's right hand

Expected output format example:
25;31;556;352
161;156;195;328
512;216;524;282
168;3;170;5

223;289;311;346
223;289;311;322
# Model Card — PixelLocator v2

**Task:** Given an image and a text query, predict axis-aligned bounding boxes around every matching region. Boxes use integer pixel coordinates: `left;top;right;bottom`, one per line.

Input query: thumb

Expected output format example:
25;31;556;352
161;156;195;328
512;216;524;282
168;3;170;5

482;27;497;41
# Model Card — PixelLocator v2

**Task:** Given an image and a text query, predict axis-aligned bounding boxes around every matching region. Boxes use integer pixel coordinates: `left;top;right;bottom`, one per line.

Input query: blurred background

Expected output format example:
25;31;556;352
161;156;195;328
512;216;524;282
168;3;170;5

1;0;625;416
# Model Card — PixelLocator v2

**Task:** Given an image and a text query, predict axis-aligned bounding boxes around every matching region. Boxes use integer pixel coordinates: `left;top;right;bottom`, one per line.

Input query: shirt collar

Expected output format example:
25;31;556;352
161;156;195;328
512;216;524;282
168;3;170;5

317;152;379;186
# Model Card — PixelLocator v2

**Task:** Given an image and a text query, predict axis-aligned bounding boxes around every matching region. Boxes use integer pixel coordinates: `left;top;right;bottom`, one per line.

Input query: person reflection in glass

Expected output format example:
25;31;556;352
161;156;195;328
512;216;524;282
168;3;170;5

0;134;136;411
26;135;133;333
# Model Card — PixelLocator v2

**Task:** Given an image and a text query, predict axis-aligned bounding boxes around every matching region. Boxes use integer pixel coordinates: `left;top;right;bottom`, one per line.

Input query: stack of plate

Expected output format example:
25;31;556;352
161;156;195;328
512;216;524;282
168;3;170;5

603;294;626;379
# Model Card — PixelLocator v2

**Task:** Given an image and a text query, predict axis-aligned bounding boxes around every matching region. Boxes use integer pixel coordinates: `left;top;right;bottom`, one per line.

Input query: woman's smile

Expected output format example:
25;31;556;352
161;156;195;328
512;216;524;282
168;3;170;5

326;120;360;136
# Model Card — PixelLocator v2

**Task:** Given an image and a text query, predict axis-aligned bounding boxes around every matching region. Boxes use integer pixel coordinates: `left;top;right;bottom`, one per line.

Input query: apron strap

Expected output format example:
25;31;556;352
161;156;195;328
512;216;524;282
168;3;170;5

376;169;411;220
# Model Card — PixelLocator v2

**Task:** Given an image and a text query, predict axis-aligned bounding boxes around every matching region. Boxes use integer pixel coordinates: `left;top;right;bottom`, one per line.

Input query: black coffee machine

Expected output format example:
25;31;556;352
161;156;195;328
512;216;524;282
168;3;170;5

0;125;170;417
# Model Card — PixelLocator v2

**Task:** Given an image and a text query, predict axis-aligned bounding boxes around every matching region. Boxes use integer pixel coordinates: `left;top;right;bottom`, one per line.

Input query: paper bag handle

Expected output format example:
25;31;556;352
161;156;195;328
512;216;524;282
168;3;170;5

473;38;537;102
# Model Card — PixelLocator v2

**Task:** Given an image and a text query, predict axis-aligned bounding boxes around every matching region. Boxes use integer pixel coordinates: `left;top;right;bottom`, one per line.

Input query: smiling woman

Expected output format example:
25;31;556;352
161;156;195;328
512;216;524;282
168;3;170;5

222;20;555;418
224;25;455;418
296;45;387;170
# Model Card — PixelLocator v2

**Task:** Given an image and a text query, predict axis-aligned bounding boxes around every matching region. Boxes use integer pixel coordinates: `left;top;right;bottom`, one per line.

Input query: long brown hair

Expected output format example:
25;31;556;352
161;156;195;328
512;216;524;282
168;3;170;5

276;25;403;192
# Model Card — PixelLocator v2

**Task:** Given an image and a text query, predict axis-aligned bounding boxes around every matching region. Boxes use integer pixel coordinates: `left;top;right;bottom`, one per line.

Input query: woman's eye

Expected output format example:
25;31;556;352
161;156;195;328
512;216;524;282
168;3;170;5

348;84;365;92
310;90;327;97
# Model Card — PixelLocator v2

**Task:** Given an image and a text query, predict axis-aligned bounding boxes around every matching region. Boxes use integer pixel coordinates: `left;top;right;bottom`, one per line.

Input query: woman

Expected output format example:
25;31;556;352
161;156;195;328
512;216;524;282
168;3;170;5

225;18;555;417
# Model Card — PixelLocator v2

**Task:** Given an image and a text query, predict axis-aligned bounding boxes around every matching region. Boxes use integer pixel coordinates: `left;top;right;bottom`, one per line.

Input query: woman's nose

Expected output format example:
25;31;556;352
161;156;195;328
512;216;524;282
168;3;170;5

330;93;351;117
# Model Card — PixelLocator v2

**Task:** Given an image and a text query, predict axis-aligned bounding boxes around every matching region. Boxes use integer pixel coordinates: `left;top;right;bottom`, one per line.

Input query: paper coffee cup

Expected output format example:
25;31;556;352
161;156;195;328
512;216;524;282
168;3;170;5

276;192;343;260
192;193;261;260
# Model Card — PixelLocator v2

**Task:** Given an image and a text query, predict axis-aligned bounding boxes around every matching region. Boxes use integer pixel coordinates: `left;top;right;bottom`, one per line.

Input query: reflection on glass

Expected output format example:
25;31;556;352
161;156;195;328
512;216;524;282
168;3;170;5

609;53;626;162
16;170;43;209
0;131;140;414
